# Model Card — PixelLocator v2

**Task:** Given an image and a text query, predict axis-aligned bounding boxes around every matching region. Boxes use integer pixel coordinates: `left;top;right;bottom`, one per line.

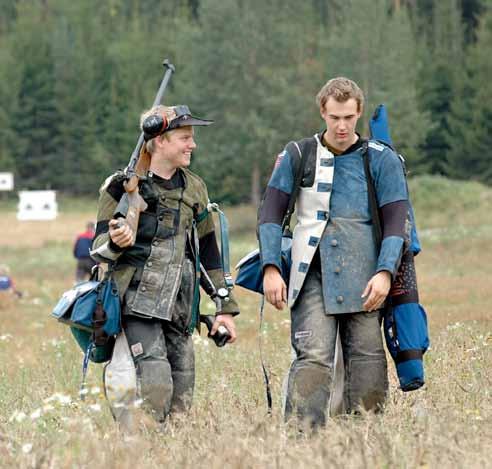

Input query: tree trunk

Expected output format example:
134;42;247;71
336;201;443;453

251;161;261;207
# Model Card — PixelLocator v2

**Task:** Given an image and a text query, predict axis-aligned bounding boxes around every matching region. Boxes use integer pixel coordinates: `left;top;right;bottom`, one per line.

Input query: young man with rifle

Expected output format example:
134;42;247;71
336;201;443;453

258;77;410;428
91;78;239;423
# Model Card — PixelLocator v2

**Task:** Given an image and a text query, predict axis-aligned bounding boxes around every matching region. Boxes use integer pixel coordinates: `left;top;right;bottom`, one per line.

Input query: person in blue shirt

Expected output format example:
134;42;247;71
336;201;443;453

258;77;409;428
0;264;22;298
73;222;97;283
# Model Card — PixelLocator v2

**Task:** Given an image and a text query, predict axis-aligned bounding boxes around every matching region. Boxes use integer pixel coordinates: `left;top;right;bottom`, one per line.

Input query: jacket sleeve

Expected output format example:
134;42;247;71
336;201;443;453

369;143;409;277
257;147;296;272
196;183;240;316
91;173;126;264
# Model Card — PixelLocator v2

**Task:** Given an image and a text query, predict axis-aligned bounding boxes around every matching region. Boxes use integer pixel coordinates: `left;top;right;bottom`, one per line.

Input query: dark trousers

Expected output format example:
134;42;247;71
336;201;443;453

285;269;388;428
75;257;96;282
123;315;195;422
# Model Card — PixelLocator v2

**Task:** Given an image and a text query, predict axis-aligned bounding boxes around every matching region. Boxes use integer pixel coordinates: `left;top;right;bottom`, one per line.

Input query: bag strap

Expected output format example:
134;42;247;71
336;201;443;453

259;296;272;414
282;140;310;235
188;219;201;335
362;142;383;249
258;139;310;415
80;264;116;399
207;202;233;290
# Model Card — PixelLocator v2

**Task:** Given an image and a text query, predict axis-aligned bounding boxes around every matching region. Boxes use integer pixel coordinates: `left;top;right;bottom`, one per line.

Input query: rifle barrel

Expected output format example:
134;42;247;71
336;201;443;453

126;59;176;174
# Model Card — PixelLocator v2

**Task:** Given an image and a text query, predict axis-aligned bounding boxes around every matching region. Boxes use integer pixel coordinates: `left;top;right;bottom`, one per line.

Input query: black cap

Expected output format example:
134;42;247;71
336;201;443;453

142;105;213;141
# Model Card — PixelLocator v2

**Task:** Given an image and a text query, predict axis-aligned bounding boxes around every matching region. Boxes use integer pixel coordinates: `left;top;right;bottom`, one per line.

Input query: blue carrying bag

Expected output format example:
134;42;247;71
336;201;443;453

235;236;292;294
369;104;430;391
52;269;120;364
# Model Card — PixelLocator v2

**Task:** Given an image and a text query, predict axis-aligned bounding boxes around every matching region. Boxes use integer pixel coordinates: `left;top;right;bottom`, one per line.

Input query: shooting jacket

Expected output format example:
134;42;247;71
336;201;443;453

258;135;409;313
92;169;239;323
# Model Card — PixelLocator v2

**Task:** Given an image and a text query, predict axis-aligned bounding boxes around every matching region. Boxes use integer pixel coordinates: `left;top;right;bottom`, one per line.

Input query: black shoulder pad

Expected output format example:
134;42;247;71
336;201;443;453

106;172;126;201
286;137;317;186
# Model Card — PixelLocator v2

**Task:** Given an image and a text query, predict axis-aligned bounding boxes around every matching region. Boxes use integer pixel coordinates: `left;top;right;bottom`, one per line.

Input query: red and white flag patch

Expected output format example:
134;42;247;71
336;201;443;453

274;151;286;169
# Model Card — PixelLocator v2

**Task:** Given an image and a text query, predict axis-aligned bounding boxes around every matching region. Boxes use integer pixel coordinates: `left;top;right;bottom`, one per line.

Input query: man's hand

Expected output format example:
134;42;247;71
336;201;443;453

361;271;392;311
108;218;134;248
211;314;237;343
263;265;287;310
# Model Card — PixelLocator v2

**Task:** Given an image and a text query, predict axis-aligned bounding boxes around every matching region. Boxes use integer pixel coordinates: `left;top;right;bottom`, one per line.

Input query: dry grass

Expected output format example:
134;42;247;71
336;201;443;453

1;179;491;468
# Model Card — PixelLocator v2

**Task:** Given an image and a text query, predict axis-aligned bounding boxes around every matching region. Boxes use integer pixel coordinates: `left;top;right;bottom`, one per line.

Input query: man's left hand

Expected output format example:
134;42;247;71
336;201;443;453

361;271;391;312
211;314;237;343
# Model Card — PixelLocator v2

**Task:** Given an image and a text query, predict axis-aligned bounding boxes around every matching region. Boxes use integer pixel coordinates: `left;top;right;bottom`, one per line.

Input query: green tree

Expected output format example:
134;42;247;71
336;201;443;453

446;8;492;183
184;0;322;204
418;0;465;174
8;1;59;189
321;0;429;168
0;35;21;173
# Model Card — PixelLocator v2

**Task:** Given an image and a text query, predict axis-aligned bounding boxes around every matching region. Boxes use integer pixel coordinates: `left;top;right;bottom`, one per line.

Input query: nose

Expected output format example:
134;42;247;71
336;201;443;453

189;138;197;149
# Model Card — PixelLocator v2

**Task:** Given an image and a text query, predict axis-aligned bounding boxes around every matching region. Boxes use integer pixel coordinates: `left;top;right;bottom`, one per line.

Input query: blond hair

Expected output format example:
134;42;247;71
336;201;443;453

316;77;364;112
140;105;178;154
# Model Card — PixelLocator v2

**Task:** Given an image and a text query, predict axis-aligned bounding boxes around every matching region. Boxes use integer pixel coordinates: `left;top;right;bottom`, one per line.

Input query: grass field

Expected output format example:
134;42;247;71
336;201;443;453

0;176;491;468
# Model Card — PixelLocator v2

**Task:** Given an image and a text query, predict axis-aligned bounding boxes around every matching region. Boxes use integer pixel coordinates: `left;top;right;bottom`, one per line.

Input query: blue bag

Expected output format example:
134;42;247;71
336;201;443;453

369;104;429;391
52;273;120;363
235;236;292;294
384;302;429;390
370;104;421;254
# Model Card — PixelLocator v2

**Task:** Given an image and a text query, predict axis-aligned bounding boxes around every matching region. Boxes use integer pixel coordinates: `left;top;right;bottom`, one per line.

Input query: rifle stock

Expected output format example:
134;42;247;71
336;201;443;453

113;59;175;244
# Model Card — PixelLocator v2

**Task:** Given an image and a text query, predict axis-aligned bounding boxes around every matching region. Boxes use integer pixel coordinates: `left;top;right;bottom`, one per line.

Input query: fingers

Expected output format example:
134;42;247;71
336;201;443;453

213;315;237;343
264;283;287;310
362;282;386;311
263;267;287;310
109;219;133;247
363;292;385;311
363;271;392;311
210;319;219;336
361;281;371;299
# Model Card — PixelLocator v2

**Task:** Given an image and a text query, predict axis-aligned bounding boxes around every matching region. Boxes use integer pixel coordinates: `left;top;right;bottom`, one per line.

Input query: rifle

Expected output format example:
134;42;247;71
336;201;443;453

113;59;176;244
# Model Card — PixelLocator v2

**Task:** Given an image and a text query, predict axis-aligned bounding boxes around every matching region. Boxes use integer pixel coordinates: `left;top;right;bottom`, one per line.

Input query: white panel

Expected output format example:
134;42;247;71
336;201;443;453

0;173;14;191
17;190;58;221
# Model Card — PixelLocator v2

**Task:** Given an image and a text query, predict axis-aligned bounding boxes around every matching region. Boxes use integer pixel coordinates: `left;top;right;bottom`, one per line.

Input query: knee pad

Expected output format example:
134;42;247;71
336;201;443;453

137;358;173;421
285;362;331;428
346;355;388;413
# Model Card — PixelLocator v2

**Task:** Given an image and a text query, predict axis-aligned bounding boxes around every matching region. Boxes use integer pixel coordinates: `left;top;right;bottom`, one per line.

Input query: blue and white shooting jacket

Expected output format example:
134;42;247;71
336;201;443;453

258;134;409;314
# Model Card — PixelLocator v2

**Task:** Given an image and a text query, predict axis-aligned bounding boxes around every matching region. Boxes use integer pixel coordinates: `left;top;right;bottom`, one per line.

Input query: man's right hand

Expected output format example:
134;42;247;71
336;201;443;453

263;265;287;310
108;218;134;248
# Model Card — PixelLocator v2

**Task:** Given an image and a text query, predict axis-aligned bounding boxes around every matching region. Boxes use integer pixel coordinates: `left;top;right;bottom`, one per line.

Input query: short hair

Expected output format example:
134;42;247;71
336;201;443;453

140;105;178;154
316;77;364;112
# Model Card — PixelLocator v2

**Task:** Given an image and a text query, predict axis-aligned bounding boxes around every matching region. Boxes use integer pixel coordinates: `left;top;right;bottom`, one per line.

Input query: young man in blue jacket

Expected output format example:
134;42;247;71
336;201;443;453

258;77;409;428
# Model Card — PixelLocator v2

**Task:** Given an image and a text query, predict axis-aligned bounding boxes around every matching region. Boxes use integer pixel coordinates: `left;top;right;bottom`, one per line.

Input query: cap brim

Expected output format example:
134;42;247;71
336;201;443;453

168;115;214;130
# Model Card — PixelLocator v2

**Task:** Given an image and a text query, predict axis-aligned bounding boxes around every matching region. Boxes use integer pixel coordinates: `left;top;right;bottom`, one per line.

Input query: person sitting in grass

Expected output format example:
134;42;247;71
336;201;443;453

0;265;22;298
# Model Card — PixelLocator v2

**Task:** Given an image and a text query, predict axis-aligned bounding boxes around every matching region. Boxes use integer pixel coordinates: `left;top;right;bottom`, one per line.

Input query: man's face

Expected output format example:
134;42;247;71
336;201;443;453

320;97;361;150
158;127;197;168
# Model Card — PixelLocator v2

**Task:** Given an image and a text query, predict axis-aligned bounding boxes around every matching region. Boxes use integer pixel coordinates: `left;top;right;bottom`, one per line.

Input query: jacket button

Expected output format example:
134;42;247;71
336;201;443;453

147;261;153;267
336;295;344;303
334;266;341;274
141;286;147;292
158;215;163;221
331;239;338;247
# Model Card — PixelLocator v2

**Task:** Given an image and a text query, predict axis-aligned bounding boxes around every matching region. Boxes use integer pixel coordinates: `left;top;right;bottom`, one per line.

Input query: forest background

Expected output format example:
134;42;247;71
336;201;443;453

1;0;492;206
